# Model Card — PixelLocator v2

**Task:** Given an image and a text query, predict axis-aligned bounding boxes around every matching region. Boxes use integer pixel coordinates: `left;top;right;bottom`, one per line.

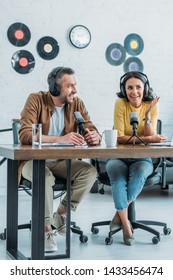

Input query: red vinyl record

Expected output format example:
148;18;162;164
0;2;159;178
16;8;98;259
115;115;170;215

7;22;31;47
37;36;59;60
11;50;35;74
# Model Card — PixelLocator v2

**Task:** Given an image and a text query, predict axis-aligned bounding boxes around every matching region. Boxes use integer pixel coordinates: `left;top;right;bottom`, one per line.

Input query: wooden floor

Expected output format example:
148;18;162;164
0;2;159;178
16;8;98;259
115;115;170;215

0;183;173;260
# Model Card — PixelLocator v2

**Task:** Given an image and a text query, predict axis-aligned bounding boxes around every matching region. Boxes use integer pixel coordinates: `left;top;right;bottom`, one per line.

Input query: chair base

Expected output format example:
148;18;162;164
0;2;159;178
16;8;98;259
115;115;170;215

0;221;88;243
91;219;171;245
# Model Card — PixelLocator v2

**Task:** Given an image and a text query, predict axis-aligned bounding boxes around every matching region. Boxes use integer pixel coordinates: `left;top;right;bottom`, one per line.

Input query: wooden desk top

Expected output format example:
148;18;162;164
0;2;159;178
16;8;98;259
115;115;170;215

0;144;173;160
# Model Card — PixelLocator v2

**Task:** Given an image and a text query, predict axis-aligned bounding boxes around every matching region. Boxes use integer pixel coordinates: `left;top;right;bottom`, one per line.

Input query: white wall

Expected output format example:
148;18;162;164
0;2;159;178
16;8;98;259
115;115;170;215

1;0;173;187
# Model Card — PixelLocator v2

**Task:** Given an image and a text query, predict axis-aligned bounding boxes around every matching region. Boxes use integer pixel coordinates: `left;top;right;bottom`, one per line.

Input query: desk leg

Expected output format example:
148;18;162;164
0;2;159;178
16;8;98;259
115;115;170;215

66;159;71;258
6;159;26;259
161;157;167;189
31;160;45;260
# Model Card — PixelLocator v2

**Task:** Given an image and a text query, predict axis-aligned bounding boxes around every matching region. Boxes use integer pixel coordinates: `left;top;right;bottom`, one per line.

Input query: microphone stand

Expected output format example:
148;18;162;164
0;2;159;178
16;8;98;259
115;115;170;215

125;124;147;146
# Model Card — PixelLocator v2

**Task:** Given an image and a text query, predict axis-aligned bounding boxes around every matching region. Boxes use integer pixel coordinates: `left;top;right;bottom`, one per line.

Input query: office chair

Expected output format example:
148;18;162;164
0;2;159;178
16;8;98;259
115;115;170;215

0;120;88;243
91;120;171;245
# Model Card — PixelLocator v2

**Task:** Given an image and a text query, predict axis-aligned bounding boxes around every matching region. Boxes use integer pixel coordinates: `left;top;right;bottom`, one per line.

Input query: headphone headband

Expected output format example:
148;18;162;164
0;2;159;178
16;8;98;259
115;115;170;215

120;71;148;87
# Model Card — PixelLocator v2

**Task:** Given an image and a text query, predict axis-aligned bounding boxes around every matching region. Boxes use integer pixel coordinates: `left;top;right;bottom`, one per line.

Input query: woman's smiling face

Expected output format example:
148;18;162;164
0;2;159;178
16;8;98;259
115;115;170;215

125;77;144;108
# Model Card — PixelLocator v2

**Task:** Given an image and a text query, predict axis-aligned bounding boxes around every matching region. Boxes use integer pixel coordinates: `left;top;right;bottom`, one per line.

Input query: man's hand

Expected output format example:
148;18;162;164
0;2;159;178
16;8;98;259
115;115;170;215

62;132;84;146
84;128;101;146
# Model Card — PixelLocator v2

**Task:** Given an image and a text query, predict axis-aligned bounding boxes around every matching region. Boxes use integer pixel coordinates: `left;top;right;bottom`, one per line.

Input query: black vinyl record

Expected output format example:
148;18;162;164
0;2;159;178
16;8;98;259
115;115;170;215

105;43;126;66
123;57;144;73
11;50;35;74
7;22;31;47
124;33;144;56
37;36;59;60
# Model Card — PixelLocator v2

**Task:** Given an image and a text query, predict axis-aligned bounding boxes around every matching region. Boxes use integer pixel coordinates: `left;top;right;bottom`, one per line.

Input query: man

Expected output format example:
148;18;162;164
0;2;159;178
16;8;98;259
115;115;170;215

19;67;101;252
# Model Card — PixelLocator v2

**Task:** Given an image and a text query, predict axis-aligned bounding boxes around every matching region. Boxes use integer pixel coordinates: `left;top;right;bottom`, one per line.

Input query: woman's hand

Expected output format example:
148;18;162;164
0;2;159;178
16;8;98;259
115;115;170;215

149;134;167;143
145;96;160;117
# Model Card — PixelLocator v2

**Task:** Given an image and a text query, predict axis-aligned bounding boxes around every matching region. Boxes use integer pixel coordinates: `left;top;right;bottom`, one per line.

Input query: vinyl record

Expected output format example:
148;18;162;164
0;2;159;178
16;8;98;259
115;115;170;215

37;36;59;60
123;57;144;73
105;43;126;66
124;33;144;56
11;50;35;74
7;22;31;47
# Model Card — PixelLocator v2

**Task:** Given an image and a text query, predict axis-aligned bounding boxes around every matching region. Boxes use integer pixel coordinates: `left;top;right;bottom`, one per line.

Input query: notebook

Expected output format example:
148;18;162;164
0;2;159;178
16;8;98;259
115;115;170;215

148;136;173;146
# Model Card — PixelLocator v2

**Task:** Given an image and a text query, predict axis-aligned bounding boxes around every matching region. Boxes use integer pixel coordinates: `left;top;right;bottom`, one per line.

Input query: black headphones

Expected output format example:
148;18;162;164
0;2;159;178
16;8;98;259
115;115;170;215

120;71;150;98
48;66;64;96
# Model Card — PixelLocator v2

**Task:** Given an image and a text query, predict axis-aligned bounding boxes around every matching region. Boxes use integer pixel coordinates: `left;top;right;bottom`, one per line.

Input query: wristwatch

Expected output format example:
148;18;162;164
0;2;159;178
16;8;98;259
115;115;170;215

146;119;152;124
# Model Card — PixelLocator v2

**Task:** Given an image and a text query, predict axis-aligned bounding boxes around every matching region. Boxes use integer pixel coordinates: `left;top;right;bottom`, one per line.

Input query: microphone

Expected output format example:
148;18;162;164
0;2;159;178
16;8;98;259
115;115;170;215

74;111;87;136
130;112;138;131
126;112;146;145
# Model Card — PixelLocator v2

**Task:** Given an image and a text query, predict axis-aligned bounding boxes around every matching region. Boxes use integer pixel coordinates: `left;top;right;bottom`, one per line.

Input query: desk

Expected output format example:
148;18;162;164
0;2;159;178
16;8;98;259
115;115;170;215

0;144;173;260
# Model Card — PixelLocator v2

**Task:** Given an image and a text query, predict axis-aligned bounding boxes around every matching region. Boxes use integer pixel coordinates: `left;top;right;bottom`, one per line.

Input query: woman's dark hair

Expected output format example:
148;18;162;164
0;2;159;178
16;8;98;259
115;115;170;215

117;71;155;102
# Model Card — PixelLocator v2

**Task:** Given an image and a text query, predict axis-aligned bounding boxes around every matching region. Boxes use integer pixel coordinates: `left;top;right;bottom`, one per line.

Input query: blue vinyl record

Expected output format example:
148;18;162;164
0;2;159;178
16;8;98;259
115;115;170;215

123;57;144;73
124;33;144;56
105;43;126;66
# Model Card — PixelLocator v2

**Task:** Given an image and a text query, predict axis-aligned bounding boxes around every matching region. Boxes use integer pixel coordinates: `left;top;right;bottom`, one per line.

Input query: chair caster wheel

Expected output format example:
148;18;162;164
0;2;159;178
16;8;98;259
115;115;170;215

91;227;99;235
80;235;88;243
163;227;171;235
0;233;6;240
99;188;105;195
105;237;113;245
152;236;159;244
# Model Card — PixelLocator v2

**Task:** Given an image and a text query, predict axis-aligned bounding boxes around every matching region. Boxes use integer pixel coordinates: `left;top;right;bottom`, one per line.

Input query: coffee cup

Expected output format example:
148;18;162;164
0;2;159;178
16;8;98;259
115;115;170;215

104;129;117;147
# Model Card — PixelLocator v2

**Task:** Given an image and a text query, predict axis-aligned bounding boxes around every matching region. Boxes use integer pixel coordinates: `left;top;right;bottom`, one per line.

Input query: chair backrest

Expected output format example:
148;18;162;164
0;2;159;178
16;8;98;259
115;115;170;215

157;119;162;134
12;119;20;145
0;127;13;166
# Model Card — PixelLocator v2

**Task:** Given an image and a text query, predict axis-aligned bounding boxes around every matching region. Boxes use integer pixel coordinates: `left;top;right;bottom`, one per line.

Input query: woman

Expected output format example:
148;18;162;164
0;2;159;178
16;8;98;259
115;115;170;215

106;71;166;246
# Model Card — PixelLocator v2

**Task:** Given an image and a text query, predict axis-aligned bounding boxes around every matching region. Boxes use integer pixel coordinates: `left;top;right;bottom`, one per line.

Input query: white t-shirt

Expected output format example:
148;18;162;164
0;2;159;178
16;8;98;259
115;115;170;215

47;106;64;162
48;106;64;136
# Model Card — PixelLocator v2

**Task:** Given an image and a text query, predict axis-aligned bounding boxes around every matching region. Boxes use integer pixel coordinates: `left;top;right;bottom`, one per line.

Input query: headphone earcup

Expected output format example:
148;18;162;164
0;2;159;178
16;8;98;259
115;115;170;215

120;82;126;97
49;78;61;96
144;82;149;96
48;66;63;96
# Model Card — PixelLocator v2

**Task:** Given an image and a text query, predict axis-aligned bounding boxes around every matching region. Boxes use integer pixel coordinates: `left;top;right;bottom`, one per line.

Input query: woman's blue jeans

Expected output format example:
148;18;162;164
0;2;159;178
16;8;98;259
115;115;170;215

106;158;153;210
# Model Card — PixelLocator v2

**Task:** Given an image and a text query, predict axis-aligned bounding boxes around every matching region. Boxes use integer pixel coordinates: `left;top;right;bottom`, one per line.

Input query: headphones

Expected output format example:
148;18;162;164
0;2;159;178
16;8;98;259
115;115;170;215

120;71;150;98
48;66;64;96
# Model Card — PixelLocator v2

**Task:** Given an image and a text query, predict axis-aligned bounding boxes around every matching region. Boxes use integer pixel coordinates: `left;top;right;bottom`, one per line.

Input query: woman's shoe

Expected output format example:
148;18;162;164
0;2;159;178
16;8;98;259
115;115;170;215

123;234;135;246
123;223;135;246
109;219;121;232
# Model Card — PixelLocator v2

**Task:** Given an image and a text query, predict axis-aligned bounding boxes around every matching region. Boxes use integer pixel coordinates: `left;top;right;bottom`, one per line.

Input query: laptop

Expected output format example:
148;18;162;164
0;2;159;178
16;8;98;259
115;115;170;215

40;142;74;147
148;135;173;146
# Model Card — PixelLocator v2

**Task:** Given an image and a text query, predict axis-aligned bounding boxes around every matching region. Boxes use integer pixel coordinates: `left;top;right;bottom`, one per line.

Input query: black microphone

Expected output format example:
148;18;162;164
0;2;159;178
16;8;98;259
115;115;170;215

130;112;138;131
74;111;87;136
